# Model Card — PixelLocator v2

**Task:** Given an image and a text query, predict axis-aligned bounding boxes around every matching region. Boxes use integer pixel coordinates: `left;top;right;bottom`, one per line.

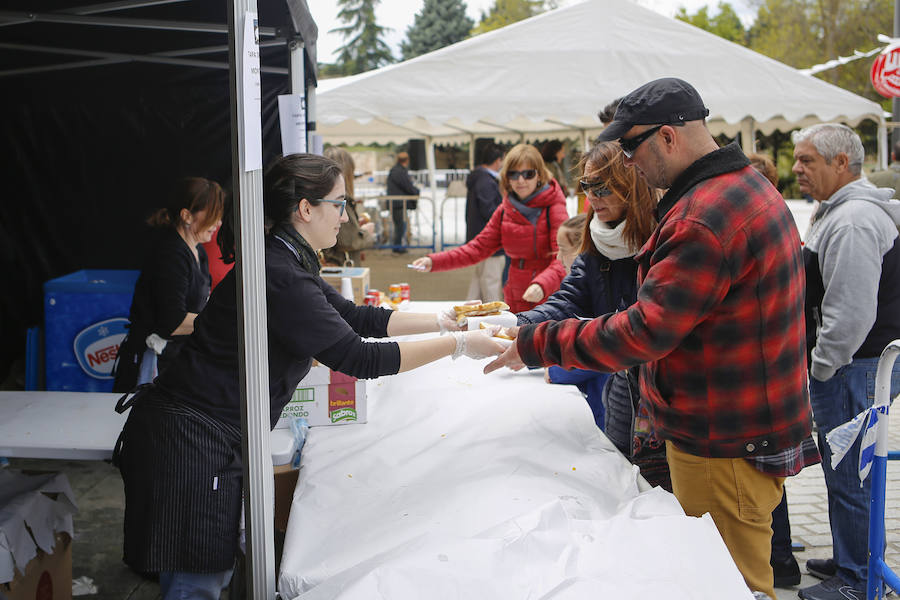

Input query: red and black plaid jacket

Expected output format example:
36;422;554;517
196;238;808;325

518;144;813;458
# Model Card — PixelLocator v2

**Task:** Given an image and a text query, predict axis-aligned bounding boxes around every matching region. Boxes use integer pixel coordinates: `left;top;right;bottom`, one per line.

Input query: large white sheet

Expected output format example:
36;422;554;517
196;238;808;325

278;354;754;599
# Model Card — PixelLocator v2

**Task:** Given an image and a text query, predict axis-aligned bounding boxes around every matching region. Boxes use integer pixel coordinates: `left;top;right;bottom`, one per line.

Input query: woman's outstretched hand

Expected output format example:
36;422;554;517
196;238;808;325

451;327;508;360
411;256;433;272
522;284;544;303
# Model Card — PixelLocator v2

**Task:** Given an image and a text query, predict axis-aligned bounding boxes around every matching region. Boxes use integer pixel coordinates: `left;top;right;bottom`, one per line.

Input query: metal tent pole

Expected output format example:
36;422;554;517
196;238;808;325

227;0;276;597
426;137;439;252
288;38;304;148
740;117;756;154
892;0;900;155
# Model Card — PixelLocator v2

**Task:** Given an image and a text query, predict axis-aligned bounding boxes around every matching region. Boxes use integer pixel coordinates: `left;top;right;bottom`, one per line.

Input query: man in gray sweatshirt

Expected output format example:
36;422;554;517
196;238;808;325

793;123;900;600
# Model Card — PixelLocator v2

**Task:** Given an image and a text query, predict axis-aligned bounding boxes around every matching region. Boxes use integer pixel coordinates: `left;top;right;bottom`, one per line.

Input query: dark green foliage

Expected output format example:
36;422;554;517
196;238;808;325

401;0;474;60
331;0;395;75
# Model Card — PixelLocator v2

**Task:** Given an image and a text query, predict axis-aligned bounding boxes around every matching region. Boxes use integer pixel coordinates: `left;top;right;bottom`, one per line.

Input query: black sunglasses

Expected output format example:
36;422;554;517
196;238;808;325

579;179;613;197
619;122;686;158
507;169;537;181
619;125;664;158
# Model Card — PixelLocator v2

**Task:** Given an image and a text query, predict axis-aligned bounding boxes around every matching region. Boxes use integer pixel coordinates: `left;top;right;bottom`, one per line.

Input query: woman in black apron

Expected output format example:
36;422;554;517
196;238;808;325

113;153;505;599
112;178;225;392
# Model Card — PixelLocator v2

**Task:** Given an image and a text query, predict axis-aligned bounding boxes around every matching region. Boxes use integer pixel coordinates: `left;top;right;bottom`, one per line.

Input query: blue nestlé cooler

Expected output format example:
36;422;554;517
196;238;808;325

43;269;139;391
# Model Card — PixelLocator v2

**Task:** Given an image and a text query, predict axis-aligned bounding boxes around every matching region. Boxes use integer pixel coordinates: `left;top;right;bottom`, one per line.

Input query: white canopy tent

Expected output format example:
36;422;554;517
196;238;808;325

313;0;887;178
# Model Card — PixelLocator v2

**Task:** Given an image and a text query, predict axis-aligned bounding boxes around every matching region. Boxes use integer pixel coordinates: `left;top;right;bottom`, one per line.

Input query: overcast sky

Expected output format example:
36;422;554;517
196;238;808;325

305;0;757;64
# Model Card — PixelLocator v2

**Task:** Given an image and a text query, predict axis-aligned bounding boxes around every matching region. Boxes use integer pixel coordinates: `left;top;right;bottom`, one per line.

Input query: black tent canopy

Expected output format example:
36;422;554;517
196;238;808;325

0;0;315;383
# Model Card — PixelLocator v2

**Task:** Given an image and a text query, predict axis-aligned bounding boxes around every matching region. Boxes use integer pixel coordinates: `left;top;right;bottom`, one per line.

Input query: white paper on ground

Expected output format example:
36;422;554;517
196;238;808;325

0;471;77;583
278;356;753;600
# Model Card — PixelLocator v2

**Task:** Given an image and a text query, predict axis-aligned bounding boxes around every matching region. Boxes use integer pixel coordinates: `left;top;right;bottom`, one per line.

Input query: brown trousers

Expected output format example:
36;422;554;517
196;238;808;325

666;441;784;599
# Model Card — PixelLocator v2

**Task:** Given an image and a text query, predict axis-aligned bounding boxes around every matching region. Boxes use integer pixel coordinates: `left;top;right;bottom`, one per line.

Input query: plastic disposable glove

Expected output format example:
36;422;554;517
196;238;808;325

450;327;509;360
437;300;482;333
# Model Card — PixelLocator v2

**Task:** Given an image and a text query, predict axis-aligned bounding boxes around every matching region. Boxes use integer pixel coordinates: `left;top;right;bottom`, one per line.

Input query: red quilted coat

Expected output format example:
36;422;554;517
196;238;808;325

429;180;568;312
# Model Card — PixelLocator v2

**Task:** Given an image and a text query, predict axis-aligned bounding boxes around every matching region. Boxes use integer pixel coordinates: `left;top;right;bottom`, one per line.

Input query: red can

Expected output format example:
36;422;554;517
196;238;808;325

364;290;380;306
399;282;410;302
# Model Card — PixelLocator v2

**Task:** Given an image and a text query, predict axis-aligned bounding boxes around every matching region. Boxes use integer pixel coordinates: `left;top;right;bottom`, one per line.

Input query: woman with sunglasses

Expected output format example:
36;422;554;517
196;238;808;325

516;141;670;489
412;143;568;312
114;154;505;599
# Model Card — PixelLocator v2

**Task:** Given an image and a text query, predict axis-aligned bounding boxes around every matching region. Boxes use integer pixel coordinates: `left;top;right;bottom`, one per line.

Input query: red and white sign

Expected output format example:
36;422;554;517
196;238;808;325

872;48;900;98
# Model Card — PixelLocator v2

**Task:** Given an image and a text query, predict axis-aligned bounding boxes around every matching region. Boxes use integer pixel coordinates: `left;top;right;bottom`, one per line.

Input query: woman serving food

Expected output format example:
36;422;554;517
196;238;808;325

114;153;506;598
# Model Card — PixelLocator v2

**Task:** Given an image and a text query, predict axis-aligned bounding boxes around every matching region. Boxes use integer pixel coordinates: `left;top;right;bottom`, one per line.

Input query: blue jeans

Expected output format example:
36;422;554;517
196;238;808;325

809;357;900;588
160;569;232;600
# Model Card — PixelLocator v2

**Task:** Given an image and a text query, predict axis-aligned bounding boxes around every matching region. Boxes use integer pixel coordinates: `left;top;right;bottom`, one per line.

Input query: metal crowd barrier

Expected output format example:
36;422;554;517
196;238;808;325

867;340;900;599
369;195;436;253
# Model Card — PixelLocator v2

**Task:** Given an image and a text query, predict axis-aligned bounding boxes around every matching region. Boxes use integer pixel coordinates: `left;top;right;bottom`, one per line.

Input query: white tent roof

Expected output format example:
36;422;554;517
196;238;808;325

315;0;884;145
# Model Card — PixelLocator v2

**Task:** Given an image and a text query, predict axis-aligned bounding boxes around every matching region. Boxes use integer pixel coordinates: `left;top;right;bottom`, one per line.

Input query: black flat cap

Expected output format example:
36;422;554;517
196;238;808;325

598;77;710;142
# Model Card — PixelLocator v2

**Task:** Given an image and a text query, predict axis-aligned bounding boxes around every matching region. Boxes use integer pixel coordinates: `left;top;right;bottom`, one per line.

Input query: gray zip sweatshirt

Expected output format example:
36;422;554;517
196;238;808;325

805;178;900;381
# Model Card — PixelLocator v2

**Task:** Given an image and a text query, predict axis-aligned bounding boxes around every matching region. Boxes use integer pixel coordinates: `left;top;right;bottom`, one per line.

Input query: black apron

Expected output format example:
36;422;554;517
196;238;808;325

113;387;243;573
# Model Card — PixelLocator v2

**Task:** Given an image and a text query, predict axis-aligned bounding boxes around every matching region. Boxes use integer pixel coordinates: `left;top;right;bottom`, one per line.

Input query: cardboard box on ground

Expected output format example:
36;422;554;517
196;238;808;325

1;470;77;600
319;267;370;305
273;364;368;531
1;533;72;600
273;465;298;532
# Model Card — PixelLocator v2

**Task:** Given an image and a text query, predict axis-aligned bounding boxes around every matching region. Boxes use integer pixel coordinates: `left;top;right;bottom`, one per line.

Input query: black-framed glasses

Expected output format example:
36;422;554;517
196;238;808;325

316;198;347;216
619;125;664;158
507;169;537;181
579;179;613;198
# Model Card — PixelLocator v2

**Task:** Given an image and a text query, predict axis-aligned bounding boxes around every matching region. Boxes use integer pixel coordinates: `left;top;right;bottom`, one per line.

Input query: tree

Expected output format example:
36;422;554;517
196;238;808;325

675;2;746;45
471;0;555;36
331;0;394;75
401;0;474;60
747;0;892;103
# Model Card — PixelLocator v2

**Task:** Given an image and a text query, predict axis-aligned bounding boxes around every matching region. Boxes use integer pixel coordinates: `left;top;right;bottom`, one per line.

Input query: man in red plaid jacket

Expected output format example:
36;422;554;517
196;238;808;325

486;78;814;600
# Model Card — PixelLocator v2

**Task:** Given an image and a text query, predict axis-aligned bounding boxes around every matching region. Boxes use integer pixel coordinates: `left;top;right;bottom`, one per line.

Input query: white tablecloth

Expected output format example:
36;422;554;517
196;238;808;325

278;353;754;599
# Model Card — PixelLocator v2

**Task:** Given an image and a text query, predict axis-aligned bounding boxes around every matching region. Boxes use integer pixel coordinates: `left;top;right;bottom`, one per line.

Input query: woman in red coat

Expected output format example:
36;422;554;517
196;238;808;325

412;143;568;312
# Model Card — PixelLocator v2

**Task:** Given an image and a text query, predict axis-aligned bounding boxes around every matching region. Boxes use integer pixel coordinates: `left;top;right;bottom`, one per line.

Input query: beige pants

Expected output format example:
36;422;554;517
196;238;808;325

466;254;505;302
666;440;784;599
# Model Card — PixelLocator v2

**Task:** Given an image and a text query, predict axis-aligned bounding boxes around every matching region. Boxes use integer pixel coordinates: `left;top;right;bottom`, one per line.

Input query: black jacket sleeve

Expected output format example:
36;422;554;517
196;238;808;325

473;174;502;222
150;240;196;337
266;269;401;380
388;166;420;196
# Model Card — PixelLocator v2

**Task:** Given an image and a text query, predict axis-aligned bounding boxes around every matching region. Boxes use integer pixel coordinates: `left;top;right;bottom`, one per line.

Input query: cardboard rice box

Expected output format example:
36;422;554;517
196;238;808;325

319;267;370;305
277;365;367;428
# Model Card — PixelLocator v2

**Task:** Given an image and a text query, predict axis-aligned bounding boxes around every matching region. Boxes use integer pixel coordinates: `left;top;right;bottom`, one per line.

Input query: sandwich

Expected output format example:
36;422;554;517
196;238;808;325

479;322;515;340
453;300;509;326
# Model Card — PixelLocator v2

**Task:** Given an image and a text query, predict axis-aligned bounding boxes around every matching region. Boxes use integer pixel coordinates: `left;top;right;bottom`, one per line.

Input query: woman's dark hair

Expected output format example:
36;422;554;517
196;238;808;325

147;177;225;232
597;97;623;126
577;141;657;254
218;153;343;263
540;140;564;164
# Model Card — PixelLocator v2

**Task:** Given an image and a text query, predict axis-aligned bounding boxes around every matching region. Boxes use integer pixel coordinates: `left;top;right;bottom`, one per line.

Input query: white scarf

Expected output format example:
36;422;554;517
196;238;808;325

589;214;634;260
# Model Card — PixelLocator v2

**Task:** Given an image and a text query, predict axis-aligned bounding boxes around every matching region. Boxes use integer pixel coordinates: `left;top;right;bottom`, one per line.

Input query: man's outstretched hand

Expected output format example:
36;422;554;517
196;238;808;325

483;326;526;374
